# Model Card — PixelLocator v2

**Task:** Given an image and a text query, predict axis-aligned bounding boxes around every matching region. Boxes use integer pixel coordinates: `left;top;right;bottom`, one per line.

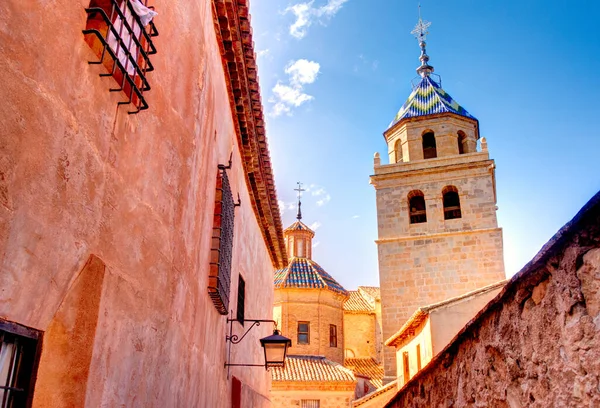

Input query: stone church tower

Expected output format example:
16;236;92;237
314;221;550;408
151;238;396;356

371;17;506;381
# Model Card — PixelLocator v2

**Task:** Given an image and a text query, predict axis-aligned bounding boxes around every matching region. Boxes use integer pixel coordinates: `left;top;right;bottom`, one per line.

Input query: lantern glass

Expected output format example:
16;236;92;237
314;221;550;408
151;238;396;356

260;330;291;368
264;343;286;366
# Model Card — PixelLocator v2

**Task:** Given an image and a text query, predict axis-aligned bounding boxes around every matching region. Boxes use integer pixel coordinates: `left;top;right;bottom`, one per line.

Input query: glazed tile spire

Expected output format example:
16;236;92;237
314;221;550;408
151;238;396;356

411;5;434;78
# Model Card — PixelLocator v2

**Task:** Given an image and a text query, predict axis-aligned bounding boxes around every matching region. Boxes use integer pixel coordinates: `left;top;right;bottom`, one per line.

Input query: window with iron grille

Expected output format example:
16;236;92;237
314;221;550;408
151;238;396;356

83;0;158;113
297;322;310;345
329;324;337;347
0;321;41;408
236;275;245;325
301;400;320;408
208;165;238;315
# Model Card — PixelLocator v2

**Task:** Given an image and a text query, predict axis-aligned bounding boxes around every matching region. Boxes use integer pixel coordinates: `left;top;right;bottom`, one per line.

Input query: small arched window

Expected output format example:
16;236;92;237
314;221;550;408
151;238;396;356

394;139;403;163
408;190;427;224
443;186;462;220
297;239;305;257
457;131;467;154
422;132;437;159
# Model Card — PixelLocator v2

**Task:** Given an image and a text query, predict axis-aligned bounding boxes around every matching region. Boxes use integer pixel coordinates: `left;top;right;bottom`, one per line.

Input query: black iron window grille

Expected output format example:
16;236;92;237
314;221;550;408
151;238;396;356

236;276;246;325
83;0;158;114
0;321;41;408
208;163;240;315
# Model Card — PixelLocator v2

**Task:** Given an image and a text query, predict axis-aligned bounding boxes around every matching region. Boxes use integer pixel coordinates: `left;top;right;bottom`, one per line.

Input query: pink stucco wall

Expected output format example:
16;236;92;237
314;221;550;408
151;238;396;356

0;0;276;406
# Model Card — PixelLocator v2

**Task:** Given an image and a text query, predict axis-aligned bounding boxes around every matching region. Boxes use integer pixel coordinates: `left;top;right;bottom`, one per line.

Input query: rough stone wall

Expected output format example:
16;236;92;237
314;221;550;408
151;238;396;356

275;289;345;363
271;389;354;408
343;312;377;358
372;150;505;379
386;195;600;407
0;0;275;407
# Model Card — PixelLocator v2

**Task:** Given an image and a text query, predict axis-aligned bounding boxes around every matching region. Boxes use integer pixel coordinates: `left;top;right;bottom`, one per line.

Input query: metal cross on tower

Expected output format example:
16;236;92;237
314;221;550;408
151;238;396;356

294;182;305;220
410;4;431;43
411;4;434;77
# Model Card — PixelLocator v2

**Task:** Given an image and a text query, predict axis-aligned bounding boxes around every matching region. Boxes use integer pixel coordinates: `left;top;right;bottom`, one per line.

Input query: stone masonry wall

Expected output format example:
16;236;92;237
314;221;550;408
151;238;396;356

373;153;505;379
343;312;377;359
272;389;354;408
275;289;346;363
386;193;600;407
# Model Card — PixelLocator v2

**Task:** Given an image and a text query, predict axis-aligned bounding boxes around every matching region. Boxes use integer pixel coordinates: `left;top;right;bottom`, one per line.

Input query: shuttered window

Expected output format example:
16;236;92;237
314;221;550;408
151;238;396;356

301;400;320;408
208;165;238;315
329;324;337;347
236;276;245;325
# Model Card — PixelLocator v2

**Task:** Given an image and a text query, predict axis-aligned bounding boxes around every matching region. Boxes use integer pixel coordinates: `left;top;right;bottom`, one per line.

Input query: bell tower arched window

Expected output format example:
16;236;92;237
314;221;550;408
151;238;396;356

442;186;462;220
422;132;437;159
457;131;467;154
394;139;403;163
408;190;427;224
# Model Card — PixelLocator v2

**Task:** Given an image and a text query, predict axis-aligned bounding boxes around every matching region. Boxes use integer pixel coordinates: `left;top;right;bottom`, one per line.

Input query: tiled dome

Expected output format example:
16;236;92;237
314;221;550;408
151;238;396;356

389;75;475;129
274;257;347;295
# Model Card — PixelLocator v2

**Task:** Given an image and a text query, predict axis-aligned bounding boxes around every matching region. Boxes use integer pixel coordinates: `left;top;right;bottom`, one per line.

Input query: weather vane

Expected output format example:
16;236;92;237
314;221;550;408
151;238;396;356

294;182;305;220
410;3;434;78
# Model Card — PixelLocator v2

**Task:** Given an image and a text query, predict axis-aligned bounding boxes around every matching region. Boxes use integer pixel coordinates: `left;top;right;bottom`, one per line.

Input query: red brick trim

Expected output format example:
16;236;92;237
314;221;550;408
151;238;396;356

211;0;287;268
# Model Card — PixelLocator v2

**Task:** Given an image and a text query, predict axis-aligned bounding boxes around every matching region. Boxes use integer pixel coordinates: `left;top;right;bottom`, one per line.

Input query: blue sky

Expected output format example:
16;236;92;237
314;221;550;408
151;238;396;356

248;0;600;290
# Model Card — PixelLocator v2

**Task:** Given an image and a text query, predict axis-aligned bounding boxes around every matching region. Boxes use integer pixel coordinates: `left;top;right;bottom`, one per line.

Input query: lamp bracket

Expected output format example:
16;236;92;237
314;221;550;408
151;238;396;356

226;319;277;345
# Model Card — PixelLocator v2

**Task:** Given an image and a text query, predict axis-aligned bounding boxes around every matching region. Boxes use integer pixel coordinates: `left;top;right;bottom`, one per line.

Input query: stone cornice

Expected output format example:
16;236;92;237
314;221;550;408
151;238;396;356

384;112;479;140
375;227;503;244
212;0;287;268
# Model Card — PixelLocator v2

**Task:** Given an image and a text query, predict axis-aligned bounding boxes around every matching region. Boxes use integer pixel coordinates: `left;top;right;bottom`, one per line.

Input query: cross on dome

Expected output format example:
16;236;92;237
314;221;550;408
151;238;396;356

294;181;305;220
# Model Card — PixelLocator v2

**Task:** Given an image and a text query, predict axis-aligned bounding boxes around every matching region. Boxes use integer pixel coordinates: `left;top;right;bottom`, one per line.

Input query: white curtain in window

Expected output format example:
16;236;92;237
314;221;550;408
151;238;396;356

0;341;16;402
107;0;157;75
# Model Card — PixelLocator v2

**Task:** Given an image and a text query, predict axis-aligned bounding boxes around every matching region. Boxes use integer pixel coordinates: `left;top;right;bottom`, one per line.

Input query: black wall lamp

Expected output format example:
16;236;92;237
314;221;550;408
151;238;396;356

225;315;292;378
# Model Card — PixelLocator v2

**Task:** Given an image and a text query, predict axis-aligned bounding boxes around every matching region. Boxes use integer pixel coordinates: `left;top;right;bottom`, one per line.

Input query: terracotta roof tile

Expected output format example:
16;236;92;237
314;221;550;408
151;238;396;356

358;286;380;302
284;220;315;235
272;355;356;382
352;380;398;407
344;291;375;313
344;358;384;389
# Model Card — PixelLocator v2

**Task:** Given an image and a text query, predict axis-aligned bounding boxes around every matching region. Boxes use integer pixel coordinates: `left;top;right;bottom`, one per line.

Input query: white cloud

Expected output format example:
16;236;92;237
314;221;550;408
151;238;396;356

311;187;326;197
316;194;331;207
309;221;322;231
352;215;360;219
312;241;320;248
278;200;297;215
270;59;320;117
286;0;349;39
287;2;313;39
286;59;320;86
257;49;270;58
